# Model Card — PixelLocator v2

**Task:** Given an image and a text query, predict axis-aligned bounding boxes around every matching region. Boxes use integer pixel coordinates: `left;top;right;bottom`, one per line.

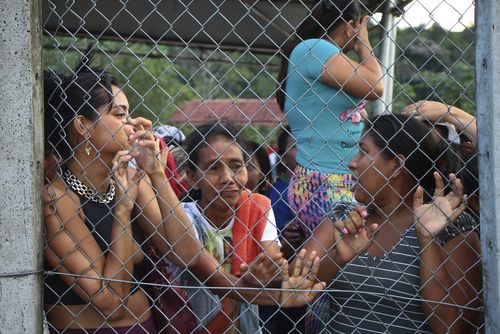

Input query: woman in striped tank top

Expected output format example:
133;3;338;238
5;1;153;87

302;114;482;333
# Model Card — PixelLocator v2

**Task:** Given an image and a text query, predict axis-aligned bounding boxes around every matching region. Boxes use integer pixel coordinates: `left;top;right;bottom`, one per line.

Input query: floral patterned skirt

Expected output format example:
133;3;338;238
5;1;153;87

288;164;354;333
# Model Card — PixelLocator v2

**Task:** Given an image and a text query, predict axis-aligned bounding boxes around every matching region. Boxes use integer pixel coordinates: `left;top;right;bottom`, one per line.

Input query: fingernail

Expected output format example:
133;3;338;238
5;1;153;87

362;210;368;218
341;227;349;234
358;227;364;233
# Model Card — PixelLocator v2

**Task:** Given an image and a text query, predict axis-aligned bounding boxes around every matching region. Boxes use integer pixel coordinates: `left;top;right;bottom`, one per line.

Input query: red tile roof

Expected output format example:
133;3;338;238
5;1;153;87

170;99;286;125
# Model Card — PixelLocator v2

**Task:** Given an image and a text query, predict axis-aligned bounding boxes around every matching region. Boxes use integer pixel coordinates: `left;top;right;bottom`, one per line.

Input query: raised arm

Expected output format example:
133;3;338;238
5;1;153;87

322;16;384;100
44;152;141;320
126;117;202;268
402;101;477;145
414;172;482;333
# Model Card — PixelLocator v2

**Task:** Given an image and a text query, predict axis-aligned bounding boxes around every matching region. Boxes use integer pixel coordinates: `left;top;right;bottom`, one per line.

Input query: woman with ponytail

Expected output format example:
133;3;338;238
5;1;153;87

276;1;384;331
277;0;384;234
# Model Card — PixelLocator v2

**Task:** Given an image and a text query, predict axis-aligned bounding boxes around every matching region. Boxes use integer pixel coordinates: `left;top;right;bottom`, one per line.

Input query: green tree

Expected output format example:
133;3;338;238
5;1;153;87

392;23;475;113
43;21;475;136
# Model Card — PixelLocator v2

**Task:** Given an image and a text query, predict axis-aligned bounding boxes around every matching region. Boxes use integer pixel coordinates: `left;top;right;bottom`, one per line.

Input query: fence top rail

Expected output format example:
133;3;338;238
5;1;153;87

42;0;412;53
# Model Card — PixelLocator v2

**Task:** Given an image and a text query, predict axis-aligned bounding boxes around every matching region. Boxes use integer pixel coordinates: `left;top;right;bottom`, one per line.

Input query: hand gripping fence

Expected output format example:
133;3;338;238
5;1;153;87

38;0;483;333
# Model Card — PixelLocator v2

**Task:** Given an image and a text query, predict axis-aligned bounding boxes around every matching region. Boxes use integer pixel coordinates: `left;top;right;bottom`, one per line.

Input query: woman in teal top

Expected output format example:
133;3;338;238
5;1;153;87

276;0;384;234
276;1;384;332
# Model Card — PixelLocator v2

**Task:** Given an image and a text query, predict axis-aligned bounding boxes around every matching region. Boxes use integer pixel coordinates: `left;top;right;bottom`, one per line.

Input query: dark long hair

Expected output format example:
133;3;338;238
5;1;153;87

276;0;362;110
366;114;444;201
457;148;478;197
44;47;117;162
276;125;293;175
246;140;271;195
44;70;66;157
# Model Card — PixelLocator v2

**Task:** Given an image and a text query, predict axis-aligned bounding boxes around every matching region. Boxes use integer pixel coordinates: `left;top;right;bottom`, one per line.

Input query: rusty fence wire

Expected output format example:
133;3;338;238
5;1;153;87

40;0;481;333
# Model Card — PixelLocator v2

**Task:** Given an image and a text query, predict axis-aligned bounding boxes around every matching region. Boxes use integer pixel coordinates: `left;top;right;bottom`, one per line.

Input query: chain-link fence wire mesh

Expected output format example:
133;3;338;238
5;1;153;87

41;0;481;333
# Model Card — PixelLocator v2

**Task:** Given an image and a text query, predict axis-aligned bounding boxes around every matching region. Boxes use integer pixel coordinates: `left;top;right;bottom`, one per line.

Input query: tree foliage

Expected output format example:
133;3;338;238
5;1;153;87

43;22;475;144
391;23;475;114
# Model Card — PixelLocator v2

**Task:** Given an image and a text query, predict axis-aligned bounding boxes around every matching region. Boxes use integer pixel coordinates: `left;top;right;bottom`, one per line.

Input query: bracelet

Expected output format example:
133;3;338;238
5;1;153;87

328;202;356;222
437;212;479;246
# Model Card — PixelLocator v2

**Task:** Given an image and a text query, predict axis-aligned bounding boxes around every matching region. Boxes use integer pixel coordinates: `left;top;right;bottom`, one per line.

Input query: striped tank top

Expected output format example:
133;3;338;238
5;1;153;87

326;225;433;333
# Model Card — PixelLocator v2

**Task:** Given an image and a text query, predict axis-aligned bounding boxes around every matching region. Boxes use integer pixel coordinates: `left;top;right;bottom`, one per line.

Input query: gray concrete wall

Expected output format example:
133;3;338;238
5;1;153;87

476;0;500;333
0;0;44;333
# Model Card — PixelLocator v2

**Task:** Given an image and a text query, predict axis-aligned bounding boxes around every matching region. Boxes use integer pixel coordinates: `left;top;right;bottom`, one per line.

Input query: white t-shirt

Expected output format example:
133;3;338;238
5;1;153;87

169;201;280;333
184;201;279;243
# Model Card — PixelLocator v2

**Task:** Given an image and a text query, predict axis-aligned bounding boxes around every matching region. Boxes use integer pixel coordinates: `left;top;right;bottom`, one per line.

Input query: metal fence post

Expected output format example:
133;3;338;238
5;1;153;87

374;0;397;115
476;0;500;333
0;0;44;333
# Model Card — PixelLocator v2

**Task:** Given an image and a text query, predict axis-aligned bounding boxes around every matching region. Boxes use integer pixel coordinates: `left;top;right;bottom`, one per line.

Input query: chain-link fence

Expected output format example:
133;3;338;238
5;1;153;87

9;0;484;333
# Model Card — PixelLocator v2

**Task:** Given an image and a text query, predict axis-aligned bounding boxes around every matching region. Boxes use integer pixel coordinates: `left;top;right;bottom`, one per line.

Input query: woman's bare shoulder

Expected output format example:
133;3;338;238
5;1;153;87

44;177;82;221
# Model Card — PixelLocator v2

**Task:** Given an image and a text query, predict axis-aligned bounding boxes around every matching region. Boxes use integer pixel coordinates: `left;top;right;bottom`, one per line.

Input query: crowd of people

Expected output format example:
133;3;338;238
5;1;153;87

42;0;482;333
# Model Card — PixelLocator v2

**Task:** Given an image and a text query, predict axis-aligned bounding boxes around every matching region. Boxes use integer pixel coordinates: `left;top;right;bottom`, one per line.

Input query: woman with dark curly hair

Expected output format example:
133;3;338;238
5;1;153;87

43;54;202;333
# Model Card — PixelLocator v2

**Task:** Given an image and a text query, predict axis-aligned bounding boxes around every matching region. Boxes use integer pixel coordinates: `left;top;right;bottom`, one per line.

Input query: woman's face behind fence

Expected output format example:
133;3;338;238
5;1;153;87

348;133;400;205
188;136;248;210
76;85;133;157
349;114;441;206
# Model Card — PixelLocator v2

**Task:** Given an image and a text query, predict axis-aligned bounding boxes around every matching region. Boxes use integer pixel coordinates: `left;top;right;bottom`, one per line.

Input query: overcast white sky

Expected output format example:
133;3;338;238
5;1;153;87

397;0;475;31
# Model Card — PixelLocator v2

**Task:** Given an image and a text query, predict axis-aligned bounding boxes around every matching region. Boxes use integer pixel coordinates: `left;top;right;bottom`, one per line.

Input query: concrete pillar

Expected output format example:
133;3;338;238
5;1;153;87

476;0;500;333
0;0;44;333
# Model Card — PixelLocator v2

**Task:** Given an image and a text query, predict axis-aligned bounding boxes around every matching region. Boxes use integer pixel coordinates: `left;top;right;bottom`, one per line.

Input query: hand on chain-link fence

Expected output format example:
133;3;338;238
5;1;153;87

40;0;481;333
